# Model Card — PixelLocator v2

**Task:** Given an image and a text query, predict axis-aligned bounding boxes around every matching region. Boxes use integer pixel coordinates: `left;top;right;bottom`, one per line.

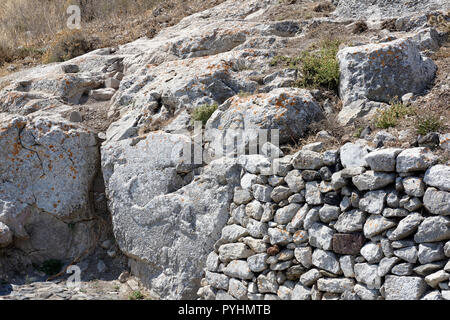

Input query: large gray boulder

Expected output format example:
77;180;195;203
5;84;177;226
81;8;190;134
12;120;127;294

0;113;99;263
205;88;323;157
102;133;242;299
334;0;448;21
337;39;436;124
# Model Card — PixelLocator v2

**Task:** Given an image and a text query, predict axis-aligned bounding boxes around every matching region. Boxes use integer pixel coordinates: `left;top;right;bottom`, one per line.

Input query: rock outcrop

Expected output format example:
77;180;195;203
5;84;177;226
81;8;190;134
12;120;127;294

0;113;99;264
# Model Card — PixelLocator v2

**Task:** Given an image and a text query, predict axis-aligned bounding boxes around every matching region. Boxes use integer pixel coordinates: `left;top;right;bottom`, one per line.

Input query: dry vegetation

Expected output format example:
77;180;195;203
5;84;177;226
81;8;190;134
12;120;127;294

0;0;225;73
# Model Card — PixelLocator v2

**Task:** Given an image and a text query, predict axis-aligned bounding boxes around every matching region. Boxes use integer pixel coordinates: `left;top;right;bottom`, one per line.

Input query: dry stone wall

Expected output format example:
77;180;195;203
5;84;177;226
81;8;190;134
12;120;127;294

198;142;450;300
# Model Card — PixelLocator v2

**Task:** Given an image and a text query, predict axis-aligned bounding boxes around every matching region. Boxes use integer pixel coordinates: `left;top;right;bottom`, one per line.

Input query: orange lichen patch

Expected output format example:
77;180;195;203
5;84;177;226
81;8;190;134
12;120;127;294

12;142;21;156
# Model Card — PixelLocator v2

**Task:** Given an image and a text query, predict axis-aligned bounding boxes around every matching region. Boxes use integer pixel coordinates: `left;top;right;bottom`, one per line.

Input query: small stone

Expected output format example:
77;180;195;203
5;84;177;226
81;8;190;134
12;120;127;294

270;260;292;271
319;204;341;223
228;278;248;300
317;278;355;294
422;291;443;300
292;230;309;245
243;237;267;253
252;185;273;203
334;209;367;233
378;257;400;277
303;207;320;230
360;242;384;263
383;208;409;218
352;171;395;191
206;252;220;272
308;223;335;250
294;247;313;269
418;243;445;264
330;171;347;190
401;196;423;212
299;269;321;287
257;271;278;294
291;283;312;300
206;271;229;290
241;173;258;190
424;164;450;191
271;186;293;203
305;181;324;205
284;170;305;193
414;216;450;243
402;177;425;197
220;225;249;243
363;214;397;238
90;88;116;101
247;219;267;239
312;249;341;274
339;255;355;278
423;188;450;216
386;191;400;208
394;246;418;264
359;190;386;214
234;187;253;205
219;243;254;262
292;150;324;170
425;270;450;288
413;262;446;276
340;142;369;168
341;166;366;178
223;261;254;280
268;175;284;187
286;265;306;281
247;253;268;273
323;150;338;166
274;203;301;224
354;284;379;300
354;263;381;289
364;148;402;172
396;148;438;173
268;228;292;246
391;263;413;276
384;276;427;300
445;241;450;257
332;233;365;255
389;213;424;240
277;285;292;300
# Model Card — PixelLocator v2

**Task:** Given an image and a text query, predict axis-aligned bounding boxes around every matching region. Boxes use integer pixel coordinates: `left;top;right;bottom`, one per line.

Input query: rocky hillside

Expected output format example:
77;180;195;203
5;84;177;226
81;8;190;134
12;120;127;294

0;0;449;300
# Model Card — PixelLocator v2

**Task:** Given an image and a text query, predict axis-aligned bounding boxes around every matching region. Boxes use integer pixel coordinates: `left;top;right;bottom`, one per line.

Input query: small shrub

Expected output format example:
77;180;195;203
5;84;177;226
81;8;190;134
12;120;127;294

416;115;443;136
269;55;301;68
296;40;341;91
42;30;92;64
0;42;13;66
34;259;63;276
375;100;413;129
129;290;145;300
192;104;218;125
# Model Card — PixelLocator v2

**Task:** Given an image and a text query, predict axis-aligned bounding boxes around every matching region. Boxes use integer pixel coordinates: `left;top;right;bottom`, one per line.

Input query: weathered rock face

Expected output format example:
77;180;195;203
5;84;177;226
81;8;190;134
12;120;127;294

205;88;323;157
334;0;449;21
0;113;99;264
102;133;242;299
337;39;437;124
198;146;450;301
